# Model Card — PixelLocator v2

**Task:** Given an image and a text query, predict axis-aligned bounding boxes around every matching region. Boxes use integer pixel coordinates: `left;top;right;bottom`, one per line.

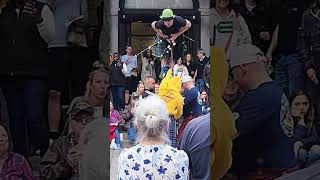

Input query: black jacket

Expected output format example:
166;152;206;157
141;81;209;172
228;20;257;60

300;7;320;72
110;60;126;86
0;1;49;78
240;2;274;53
195;56;209;80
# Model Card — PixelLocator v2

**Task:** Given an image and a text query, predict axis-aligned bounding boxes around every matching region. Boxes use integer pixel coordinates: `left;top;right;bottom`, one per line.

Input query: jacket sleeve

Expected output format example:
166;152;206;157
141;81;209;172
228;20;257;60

122;63;128;75
40;139;74;180
294;124;308;141
301;128;320;148
81;0;88;19
236;15;252;45
174;97;183;119
37;5;55;43
300;11;313;70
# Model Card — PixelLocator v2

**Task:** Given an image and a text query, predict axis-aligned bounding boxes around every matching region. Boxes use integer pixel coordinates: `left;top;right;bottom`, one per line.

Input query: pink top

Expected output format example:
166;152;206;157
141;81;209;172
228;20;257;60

0;152;35;180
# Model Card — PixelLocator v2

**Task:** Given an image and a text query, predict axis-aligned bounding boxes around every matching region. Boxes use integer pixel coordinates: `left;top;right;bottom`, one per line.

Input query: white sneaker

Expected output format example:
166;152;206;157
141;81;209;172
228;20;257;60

110;139;117;150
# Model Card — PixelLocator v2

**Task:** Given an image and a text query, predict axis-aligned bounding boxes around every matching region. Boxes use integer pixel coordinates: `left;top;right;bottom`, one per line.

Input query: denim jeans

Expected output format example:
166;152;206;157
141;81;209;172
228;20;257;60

298;148;320;168
168;116;177;148
196;78;205;93
127;120;136;144
274;54;304;96
111;85;125;111
0;78;49;156
114;128;122;148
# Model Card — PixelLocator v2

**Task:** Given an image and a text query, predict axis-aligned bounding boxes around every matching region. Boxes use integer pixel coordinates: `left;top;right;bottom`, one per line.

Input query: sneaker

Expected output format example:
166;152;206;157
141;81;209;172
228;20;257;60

110;139;117;150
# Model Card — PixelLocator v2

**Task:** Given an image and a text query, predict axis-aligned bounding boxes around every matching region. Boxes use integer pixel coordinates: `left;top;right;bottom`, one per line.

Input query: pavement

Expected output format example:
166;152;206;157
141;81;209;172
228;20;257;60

110;132;133;180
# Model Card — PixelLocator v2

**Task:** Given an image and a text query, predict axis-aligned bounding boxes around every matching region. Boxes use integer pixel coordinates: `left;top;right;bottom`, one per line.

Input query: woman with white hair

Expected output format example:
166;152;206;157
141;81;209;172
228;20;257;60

117;96;189;179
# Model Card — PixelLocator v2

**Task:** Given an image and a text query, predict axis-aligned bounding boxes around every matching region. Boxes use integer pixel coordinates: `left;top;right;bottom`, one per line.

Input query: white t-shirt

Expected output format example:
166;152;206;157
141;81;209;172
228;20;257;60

173;64;189;79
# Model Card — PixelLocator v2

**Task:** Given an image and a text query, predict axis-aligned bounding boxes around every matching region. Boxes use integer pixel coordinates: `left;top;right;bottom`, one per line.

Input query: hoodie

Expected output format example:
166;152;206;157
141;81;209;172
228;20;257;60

210;8;252;59
211;47;237;180
158;68;183;120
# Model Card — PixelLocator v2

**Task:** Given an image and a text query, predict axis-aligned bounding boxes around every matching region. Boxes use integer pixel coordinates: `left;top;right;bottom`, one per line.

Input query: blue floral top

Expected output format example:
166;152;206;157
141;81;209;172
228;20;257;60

118;144;189;180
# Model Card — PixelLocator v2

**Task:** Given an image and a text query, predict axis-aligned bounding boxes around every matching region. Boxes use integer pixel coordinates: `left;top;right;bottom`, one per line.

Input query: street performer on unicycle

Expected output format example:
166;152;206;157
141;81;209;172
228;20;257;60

151;8;192;63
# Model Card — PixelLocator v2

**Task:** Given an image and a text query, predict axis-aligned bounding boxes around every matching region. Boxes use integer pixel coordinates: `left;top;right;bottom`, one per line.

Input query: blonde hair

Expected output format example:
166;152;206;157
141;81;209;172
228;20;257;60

134;95;170;144
85;68;108;97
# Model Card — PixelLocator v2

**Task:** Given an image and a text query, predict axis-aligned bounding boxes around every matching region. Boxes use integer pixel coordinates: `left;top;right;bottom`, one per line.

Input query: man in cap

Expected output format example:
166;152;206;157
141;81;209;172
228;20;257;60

151;8;192;61
40;101;94;180
177;75;202;142
229;44;296;178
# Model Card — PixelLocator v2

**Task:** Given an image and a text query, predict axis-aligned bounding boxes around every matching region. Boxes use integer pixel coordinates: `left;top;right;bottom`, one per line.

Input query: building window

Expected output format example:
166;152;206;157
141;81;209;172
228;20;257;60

124;0;193;9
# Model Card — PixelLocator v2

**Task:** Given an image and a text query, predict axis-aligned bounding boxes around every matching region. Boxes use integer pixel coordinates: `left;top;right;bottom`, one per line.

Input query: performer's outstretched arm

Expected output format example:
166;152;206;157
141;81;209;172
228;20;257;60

151;21;168;39
170;19;192;42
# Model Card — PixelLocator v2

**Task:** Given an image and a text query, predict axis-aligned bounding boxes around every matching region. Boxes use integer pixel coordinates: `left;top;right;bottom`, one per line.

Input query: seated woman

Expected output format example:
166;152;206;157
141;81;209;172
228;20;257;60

291;91;320;168
199;90;210;115
118;96;189;179
40;102;94;180
0;123;35;180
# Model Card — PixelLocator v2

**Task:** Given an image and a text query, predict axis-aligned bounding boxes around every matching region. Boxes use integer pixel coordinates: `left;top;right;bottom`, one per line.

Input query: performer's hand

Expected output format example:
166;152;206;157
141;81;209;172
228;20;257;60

160;33;168;39
170;33;179;42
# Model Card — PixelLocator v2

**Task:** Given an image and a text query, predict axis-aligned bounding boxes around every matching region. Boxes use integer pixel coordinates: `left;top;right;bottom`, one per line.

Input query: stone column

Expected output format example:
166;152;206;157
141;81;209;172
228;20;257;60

199;0;210;54
110;0;120;53
99;0;110;63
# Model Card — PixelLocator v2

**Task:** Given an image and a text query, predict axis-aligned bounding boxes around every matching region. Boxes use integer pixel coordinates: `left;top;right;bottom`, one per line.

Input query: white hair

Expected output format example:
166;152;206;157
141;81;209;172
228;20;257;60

134;95;170;144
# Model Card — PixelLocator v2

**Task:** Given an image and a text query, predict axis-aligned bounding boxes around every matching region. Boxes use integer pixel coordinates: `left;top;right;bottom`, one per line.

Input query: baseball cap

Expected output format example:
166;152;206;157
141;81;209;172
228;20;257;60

229;44;264;70
181;76;193;83
69;101;94;118
160;9;175;20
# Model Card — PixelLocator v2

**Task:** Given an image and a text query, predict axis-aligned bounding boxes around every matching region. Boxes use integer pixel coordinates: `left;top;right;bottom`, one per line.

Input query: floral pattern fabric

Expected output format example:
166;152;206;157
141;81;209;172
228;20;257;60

118;144;189;180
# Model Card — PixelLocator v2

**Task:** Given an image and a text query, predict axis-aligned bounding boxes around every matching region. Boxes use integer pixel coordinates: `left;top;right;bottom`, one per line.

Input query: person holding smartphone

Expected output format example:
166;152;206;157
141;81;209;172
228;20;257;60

40;101;94;180
239;0;275;54
0;0;54;156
